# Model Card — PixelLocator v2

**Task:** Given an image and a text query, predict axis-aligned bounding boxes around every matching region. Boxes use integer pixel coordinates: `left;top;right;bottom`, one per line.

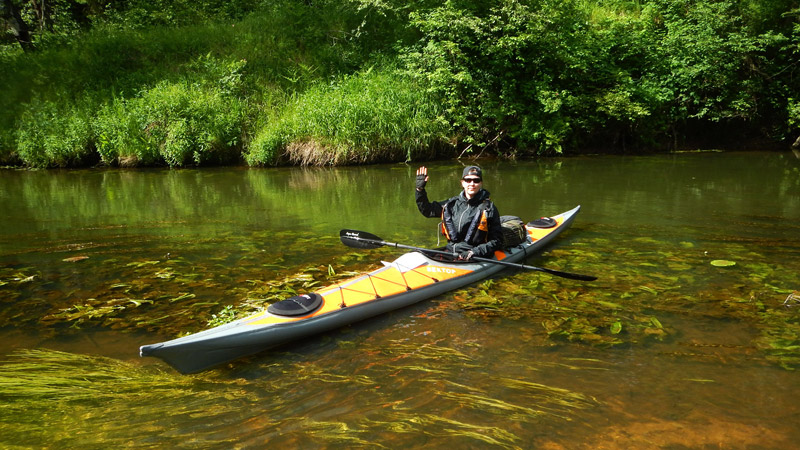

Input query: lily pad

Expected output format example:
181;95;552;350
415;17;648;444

710;260;736;267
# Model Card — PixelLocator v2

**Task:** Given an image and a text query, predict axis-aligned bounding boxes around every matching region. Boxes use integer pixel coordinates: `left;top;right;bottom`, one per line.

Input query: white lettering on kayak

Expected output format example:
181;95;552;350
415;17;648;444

426;266;456;274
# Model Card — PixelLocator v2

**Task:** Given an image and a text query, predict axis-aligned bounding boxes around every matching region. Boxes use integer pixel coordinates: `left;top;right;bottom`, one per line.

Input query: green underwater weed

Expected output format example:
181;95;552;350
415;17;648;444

0;348;261;448
451;233;800;369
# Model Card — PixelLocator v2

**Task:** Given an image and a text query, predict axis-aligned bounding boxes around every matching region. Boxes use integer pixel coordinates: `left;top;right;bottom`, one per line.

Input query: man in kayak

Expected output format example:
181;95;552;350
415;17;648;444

415;165;503;261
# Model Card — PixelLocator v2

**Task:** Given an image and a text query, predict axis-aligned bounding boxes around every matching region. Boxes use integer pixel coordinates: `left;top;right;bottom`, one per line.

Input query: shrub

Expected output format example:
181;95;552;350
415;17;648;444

789;98;800;130
402;0;598;154
95;59;246;167
15;98;96;168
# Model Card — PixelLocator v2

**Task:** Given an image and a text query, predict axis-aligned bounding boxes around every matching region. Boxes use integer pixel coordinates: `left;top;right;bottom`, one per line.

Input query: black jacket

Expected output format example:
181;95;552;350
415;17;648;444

415;187;503;258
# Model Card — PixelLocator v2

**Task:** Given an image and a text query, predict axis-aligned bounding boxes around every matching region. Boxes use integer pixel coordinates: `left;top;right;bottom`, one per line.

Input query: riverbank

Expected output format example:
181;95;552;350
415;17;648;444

2;138;795;171
2;1;798;169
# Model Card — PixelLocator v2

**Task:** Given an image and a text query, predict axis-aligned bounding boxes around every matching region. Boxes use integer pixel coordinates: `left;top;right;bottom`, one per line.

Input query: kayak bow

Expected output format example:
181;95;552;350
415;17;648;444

140;205;582;373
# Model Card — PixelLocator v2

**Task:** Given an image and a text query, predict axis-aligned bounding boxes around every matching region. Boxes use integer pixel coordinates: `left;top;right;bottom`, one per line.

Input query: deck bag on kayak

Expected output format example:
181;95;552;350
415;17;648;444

267;293;323;316
528;217;557;228
500;215;527;248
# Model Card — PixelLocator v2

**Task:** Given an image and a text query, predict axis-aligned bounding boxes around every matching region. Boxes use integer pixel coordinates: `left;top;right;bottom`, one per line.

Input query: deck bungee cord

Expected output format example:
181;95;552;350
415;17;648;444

329;257;445;307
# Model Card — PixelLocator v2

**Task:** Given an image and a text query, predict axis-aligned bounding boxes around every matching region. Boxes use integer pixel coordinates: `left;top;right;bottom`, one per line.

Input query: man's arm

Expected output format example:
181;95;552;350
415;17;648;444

415;166;443;218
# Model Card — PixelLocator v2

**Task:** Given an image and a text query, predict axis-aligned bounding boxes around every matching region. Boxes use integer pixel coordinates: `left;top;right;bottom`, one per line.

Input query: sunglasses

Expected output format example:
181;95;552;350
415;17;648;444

462;177;482;184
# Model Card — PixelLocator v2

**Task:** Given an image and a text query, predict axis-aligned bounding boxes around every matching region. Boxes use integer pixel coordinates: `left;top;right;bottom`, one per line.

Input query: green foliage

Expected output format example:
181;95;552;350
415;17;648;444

399;0;799;153
14;98;96;168
2;0;413;168
95;59;246;167
645;0;756;121
1;0;91;51
2;0;800;167
402;0;662;153
789;98;800;130
0;129;15;165
207;305;238;328
246;68;448;165
102;0;262;29
1;24;249;167
641;0;800;144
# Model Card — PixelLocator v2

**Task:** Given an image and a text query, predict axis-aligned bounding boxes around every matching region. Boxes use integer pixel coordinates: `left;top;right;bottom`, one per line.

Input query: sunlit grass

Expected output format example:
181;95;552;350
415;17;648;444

246;67;448;166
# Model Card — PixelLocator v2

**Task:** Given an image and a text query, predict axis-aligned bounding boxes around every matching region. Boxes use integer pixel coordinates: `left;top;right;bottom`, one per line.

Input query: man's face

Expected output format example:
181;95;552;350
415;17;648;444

461;176;482;197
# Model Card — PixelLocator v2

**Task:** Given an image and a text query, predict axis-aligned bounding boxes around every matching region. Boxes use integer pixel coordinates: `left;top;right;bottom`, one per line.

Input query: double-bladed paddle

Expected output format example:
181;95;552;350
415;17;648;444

339;229;597;282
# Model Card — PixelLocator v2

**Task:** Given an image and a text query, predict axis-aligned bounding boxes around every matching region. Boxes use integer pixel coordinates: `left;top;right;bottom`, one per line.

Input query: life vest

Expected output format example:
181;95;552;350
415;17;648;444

440;198;491;245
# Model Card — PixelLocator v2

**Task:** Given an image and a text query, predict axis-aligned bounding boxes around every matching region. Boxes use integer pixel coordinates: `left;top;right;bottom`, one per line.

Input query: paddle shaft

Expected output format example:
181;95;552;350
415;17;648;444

345;232;596;281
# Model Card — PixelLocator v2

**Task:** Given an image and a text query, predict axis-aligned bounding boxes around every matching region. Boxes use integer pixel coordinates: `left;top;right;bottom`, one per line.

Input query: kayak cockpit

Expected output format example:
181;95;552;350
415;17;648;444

267;293;324;317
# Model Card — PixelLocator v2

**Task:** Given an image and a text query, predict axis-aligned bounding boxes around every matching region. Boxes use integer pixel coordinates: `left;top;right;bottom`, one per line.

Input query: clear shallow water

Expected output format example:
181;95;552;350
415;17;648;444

1;151;799;448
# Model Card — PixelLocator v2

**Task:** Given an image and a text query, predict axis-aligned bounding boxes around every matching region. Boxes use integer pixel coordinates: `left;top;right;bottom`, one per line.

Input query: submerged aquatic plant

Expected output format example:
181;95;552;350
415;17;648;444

449;233;799;369
0;349;258;448
0;340;602;448
3;231;394;337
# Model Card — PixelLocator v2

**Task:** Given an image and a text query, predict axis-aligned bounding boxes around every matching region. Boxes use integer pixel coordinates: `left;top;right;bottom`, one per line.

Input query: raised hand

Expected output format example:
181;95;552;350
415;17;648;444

415;166;429;191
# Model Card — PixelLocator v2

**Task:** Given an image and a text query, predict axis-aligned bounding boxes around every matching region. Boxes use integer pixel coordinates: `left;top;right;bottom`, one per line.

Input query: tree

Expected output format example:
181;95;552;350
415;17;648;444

1;0;35;51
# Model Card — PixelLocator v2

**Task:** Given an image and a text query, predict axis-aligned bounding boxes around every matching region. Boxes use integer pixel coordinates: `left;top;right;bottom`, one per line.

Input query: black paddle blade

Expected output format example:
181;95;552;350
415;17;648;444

339;229;385;249
340;229;598;282
539;268;597;281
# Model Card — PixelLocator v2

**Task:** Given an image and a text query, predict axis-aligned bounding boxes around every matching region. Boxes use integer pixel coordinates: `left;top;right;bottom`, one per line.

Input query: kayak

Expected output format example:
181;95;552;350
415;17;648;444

140;205;581;373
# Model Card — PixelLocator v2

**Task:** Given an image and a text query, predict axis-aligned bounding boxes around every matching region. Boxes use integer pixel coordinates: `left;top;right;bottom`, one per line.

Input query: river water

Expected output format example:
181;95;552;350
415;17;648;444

1;151;799;448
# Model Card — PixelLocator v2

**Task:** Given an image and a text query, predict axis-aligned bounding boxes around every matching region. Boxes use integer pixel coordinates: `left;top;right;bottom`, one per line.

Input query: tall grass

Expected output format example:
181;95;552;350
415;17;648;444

15;97;97;168
246;68;449;166
0;1;419;168
94;83;245;167
2;23;248;167
94;58;247;167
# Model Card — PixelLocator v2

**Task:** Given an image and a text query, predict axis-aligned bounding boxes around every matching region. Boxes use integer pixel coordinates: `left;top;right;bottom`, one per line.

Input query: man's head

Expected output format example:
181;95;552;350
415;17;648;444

461;166;483;199
462;166;482;180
